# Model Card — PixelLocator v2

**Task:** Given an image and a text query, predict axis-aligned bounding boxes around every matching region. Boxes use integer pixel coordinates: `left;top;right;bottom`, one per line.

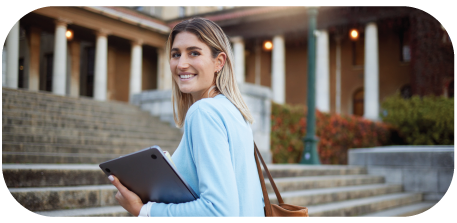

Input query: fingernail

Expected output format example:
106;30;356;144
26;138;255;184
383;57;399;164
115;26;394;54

108;175;114;182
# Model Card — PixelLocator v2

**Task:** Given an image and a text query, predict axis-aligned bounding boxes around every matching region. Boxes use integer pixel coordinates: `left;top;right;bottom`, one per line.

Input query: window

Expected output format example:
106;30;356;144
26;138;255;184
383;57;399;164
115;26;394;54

178;7;185;18
447;80;454;98
351;36;364;66
353;88;364;116
400;29;411;62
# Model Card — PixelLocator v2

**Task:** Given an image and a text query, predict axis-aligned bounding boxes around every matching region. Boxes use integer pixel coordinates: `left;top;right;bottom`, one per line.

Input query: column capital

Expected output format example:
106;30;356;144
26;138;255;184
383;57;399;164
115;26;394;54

230;36;243;43
54;18;72;27
131;39;143;46
95;29;111;37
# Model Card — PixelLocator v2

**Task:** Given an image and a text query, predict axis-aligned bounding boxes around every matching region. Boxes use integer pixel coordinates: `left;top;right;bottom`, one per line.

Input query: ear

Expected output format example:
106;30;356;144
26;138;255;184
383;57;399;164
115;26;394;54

215;52;227;72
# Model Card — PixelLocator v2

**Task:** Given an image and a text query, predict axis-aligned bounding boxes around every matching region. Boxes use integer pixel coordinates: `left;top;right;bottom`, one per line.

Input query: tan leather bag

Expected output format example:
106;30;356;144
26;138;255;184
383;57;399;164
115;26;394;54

254;143;309;217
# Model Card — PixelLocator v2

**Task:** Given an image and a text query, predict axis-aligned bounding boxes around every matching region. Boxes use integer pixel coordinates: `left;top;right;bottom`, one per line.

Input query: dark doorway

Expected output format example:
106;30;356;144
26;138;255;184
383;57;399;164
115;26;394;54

80;46;95;97
353;88;364;116
44;53;53;92
18;58;24;88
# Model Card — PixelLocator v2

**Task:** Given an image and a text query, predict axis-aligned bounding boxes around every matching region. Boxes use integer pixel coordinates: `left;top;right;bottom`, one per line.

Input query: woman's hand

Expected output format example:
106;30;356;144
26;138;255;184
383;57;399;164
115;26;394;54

108;175;144;216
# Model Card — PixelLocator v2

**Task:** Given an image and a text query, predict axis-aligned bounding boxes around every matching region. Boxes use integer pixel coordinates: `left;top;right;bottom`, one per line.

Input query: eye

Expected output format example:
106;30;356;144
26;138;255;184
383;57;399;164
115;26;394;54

171;53;181;58
190;51;200;56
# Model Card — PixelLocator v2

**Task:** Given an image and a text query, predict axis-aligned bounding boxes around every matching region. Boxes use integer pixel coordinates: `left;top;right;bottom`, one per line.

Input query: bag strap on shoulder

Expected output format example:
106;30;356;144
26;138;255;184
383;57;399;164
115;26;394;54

254;142;284;215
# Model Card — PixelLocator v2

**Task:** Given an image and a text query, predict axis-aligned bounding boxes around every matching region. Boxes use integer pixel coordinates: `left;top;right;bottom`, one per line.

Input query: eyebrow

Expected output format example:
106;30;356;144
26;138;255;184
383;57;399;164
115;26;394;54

171;46;203;52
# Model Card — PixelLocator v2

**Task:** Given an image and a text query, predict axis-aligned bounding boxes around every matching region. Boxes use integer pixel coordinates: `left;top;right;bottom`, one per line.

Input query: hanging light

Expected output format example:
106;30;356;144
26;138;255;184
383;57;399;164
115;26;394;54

66;29;73;40
263;40;273;51
350;29;359;40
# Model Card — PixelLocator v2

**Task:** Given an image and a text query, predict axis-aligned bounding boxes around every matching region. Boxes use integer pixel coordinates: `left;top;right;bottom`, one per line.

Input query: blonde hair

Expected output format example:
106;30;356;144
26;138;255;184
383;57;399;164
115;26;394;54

167;17;254;128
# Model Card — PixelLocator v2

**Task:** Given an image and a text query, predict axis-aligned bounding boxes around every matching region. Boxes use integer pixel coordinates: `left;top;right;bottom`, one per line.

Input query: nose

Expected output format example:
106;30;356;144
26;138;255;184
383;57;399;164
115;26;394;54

177;55;190;70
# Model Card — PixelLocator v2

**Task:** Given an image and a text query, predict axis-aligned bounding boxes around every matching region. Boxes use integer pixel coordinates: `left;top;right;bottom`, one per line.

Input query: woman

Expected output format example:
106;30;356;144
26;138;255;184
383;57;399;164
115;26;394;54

108;17;264;217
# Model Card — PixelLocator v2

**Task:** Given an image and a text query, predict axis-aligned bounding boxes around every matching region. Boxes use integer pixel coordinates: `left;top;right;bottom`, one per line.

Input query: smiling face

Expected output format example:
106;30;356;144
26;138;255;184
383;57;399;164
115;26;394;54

170;31;225;101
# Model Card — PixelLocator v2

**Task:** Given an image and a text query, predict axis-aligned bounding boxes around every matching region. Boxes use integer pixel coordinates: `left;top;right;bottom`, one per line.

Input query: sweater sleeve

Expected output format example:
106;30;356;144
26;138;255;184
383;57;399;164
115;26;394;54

149;106;240;216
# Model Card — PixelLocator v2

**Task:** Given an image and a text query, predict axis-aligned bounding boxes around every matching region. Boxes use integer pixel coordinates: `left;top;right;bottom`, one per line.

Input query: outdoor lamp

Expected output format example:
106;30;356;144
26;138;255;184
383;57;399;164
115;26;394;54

66;29;73;41
263;40;273;51
350;29;358;40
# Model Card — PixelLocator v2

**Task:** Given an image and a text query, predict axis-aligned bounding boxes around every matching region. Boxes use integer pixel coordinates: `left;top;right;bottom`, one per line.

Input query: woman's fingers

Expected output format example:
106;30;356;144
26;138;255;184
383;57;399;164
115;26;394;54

108;175;130;196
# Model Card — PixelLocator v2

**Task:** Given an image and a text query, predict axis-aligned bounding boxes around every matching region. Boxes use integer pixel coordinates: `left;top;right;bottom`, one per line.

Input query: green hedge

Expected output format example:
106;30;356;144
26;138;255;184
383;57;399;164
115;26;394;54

271;102;392;164
381;94;454;145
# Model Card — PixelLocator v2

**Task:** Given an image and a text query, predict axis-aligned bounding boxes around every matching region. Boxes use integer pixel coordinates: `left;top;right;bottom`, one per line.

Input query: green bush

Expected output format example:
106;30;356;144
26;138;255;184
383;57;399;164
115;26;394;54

271;102;392;164
381;94;454;145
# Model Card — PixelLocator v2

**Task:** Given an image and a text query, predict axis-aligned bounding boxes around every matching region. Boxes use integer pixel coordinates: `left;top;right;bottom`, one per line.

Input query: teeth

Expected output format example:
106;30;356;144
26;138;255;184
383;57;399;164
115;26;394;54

180;74;195;79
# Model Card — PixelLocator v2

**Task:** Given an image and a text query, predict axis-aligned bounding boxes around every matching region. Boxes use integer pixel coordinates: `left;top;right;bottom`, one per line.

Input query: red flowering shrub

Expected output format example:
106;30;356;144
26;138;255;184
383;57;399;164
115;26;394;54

271;102;392;164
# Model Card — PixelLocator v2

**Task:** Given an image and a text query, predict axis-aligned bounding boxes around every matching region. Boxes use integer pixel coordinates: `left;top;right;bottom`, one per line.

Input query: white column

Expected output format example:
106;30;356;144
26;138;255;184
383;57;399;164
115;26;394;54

364;22;380;120
5;21;20;88
231;36;245;84
335;36;342;113
93;31;108;101
129;40;143;101
315;30;330;112
271;34;285;104
157;47;172;90
52;21;68;95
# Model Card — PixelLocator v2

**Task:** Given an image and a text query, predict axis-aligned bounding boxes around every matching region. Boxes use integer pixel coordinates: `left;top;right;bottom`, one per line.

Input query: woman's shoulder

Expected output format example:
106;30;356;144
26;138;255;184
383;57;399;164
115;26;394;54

187;94;228;118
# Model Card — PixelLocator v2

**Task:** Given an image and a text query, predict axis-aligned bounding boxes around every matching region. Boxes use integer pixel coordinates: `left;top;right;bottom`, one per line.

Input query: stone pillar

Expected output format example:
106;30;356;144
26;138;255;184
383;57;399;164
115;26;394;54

315;30;330;112
231;36;245;84
129;40;143;101
5;21;20;88
94;31;108;101
364;22;379;120
157;47;172;90
271;34;285;104
52;20;68;95
69;40;81;97
335;36;342;113
28;27;41;91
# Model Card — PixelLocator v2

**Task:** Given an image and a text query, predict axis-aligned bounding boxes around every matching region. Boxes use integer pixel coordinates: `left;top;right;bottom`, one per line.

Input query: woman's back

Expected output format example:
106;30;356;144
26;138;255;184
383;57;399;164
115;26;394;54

148;94;264;216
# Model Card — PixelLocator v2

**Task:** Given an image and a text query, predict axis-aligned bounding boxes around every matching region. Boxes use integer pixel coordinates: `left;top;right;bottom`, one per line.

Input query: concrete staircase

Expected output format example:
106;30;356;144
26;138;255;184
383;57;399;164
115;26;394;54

2;88;436;216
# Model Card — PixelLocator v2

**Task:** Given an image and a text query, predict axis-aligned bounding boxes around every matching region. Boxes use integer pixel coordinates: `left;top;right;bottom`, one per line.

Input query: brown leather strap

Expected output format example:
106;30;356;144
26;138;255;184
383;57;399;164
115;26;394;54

254;143;272;216
254;142;284;204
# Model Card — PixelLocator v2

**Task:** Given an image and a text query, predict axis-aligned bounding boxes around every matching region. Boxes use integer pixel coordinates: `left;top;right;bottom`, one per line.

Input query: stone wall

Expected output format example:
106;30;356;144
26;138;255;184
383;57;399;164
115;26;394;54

131;82;272;163
348;146;454;201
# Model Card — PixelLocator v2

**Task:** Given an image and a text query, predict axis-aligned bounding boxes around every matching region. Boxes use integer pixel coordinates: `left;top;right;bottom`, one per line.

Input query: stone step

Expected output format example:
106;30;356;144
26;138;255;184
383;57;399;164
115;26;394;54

2;133;180;147
2;88;140;111
2;109;163;125
362;201;436;217
306;192;423;216
265;174;384;193
3;100;141;115
264;164;367;178
3;116;177;133
2;125;182;141
9;183;400;212
3;164;111;188
9;184;117;211
2;151;166;164
269;183;403;206
2;141;179;156
2;164;369;188
35;206;131;217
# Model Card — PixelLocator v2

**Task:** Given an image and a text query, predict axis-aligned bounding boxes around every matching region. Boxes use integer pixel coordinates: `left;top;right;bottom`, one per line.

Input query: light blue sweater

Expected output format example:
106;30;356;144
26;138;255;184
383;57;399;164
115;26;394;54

149;94;265;217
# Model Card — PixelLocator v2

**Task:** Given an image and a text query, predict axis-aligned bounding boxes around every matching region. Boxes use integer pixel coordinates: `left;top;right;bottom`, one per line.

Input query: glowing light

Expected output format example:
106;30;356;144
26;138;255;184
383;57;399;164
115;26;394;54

263;41;273;51
19;65;23;70
350;29;358;40
66;30;73;40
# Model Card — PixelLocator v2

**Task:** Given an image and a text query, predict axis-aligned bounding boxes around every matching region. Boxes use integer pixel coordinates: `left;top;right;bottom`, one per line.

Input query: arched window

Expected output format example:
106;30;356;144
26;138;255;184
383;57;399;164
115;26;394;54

400;84;412;99
447;80;454;98
353;88;364;116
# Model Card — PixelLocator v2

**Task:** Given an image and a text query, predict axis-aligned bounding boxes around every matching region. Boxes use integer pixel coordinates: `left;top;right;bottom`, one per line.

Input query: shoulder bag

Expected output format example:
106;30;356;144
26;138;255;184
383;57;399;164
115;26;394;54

254;142;309;217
